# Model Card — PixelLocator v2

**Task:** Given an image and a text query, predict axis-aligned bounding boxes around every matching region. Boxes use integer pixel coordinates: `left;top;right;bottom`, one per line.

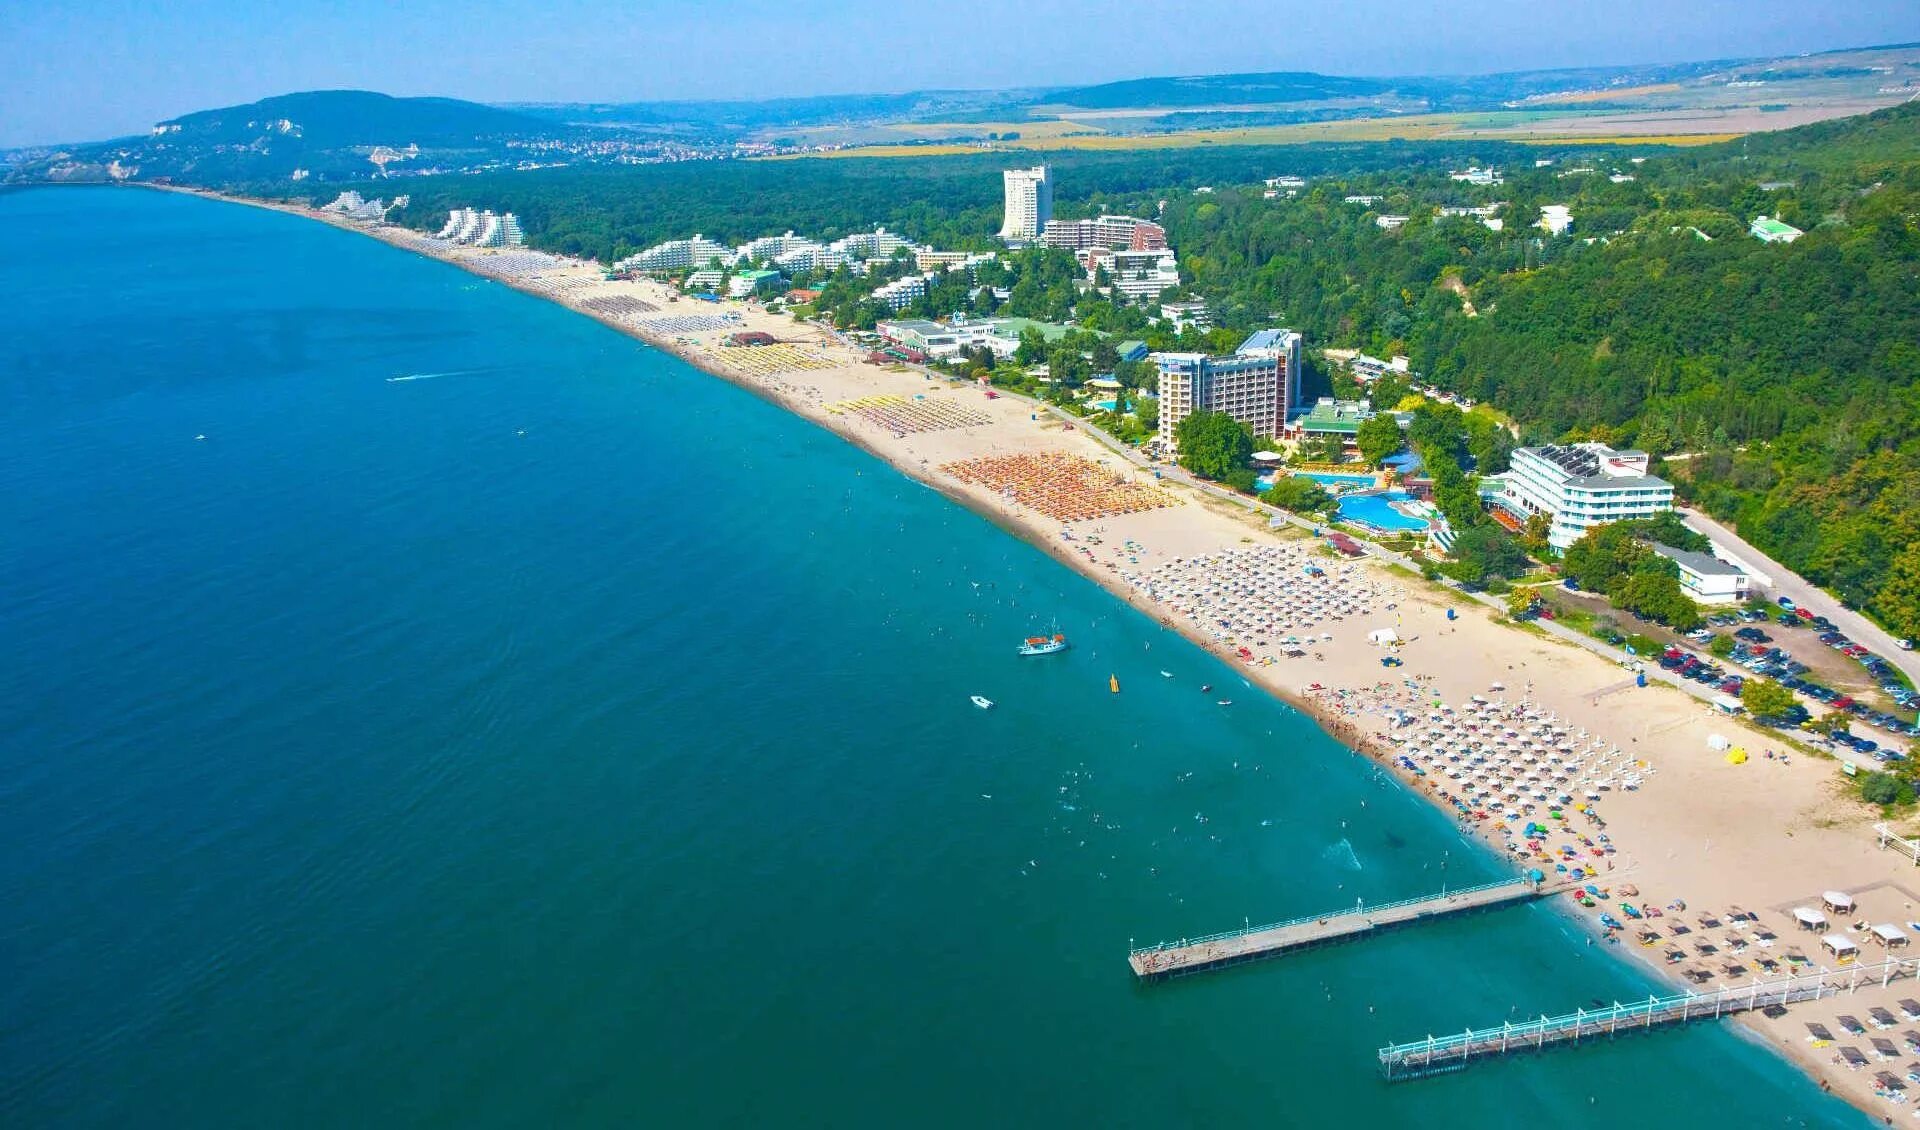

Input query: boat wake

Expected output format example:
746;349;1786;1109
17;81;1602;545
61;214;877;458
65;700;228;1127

387;367;494;383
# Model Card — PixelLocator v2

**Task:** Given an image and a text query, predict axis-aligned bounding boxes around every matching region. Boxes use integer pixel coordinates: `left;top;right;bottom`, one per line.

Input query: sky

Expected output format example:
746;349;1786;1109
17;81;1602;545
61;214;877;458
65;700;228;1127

5;0;1919;147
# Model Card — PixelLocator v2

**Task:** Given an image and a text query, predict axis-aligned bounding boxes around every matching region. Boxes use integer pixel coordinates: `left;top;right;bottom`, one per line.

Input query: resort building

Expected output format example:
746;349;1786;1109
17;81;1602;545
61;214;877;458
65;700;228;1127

1236;328;1304;410
1097;248;1181;304
1159;300;1212;332
1537;206;1574;236
1652;543;1752;605
830;227;917;260
772;244;851;274
876;318;1011;360
435;208;526;247
1484;443;1675;550
324;191;390;222
1154;329;1301;450
1041;215;1167;253
735;231;817;262
684;269;726;292
1343;195;1384;205
616;234;732;274
998;166;1054;242
1750;215;1804;243
1281;398;1373;452
1450;166;1503;185
1375;214;1410;230
871;272;935;311
727;269;785;299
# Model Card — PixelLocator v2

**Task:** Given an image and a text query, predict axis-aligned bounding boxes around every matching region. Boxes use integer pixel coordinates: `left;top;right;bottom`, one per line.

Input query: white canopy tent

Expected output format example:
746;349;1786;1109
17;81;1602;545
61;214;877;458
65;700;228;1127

1368;628;1401;646
1821;934;1861;961
1824;890;1857;913
1793;907;1828;931
1874;923;1910;948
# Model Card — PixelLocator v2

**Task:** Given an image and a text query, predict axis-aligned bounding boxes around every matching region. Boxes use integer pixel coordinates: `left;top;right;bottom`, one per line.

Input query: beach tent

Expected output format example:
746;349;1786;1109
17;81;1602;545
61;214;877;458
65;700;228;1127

1707;734;1731;751
1368;628;1401;646
1874;924;1911;948
1793;907;1828;931
1725;748;1747;765
1824;890;1857;913
1822;934;1861;962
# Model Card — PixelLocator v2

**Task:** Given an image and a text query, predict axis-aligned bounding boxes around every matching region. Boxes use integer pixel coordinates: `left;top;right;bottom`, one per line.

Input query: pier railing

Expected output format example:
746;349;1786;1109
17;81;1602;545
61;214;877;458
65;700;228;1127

1132;876;1532;956
1380;955;1920;1080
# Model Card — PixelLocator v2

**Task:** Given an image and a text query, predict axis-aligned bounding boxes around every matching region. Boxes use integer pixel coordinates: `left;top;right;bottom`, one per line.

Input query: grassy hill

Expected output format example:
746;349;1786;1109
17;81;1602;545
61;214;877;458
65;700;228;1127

155;90;551;148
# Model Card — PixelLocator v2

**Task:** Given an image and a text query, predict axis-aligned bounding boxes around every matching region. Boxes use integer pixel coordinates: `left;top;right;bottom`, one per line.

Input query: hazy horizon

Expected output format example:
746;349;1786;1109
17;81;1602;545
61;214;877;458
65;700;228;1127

7;0;1920;148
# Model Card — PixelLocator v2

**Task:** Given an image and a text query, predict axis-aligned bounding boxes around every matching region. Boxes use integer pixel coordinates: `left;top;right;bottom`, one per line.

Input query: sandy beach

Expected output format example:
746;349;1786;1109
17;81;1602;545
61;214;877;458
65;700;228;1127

187;190;1920;1120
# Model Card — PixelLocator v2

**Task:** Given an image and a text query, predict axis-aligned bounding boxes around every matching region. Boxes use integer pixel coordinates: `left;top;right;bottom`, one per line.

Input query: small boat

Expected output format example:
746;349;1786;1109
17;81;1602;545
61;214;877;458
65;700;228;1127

1109;674;1120;693
1160;670;1173;678
971;695;994;710
1200;684;1213;693
1217;699;1233;706
1018;632;1069;657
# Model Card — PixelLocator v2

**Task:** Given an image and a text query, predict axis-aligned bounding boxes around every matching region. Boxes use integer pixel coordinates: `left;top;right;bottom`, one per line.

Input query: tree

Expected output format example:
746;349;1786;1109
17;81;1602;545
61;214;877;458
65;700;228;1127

1445;524;1530;586
1812;709;1854;737
1859;772;1915;808
1707;633;1736;658
1521;512;1553;557
1262;475;1336;516
1174;410;1254;481
1740;677;1796;719
1505;588;1538;618
1306;432;1347;464
1355;414;1405;466
1877;544;1920;641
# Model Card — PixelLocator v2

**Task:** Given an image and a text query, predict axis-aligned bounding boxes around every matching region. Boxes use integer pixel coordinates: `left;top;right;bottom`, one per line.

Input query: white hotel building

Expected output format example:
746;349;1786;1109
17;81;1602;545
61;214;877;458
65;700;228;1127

615;234;733;274
998;166;1054;242
1486;443;1674;550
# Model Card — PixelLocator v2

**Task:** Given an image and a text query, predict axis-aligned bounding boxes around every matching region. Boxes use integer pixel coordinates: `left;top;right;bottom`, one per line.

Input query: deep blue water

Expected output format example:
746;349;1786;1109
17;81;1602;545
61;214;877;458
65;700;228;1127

0;187;1867;1127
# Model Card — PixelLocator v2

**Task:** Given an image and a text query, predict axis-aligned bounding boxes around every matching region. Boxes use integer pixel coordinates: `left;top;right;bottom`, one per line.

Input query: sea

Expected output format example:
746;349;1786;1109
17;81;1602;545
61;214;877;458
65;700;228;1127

0;187;1867;1127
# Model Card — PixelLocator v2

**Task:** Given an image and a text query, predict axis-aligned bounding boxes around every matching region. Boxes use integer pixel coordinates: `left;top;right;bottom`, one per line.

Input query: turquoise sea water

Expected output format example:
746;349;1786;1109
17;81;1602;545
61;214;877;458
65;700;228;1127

0;188;1867;1127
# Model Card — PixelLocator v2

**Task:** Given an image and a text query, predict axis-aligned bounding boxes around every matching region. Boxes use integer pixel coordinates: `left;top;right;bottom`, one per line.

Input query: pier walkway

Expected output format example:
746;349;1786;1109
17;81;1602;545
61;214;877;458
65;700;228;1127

1129;875;1568;981
1379;955;1920;1079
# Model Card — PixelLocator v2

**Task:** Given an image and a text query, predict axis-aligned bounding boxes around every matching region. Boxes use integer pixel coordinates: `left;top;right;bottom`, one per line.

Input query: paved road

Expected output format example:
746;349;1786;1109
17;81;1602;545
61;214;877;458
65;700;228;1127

1679;507;1920;688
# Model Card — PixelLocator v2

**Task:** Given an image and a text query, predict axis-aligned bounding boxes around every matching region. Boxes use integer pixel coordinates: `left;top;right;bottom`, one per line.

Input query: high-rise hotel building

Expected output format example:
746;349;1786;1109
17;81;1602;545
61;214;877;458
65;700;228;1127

1154;330;1303;451
998;166;1054;242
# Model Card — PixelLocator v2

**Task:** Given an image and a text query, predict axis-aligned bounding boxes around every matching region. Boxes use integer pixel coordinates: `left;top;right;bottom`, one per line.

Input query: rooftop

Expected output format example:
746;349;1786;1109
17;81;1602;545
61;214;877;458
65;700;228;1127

1653;543;1744;578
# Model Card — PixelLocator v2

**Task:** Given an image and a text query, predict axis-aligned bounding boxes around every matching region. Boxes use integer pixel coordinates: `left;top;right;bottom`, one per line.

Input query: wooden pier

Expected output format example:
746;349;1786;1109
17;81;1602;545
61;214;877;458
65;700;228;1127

1129;876;1567;981
1379;955;1920;1080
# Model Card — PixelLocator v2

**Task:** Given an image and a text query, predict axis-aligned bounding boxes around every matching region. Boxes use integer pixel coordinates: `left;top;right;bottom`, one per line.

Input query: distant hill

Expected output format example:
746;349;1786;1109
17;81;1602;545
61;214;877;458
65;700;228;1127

1042;71;1393;110
154;90;551;148
10;90;563;186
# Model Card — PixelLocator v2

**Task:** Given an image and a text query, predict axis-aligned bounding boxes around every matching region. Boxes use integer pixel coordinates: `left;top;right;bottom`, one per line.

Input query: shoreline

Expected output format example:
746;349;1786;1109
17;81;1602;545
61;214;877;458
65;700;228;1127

143;184;1901;1123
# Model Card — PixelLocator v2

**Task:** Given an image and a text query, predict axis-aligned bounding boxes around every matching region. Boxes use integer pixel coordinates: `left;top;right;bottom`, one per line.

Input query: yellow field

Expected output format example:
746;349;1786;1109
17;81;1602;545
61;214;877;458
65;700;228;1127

1530;83;1684;105
759;110;1751;160
882;119;1104;140
1511;133;1741;147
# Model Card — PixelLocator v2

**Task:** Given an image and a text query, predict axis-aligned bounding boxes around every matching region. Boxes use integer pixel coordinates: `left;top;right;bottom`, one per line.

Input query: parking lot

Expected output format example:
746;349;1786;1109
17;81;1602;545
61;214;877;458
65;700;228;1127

1548;587;1915;757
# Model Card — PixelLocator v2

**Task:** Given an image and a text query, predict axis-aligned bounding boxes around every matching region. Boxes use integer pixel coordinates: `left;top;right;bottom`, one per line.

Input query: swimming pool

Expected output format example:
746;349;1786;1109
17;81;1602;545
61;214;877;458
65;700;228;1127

1337;490;1431;531
1090;399;1119;412
1256;470;1378;492
1297;472;1378;488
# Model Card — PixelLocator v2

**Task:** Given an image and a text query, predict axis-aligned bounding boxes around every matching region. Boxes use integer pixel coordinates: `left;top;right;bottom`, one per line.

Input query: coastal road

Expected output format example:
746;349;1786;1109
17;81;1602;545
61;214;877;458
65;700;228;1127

1678;507;1920;688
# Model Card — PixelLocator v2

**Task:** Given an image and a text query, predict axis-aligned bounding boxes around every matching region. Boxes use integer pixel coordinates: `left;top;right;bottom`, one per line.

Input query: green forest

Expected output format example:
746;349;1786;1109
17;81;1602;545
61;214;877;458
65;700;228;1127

333;102;1920;638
